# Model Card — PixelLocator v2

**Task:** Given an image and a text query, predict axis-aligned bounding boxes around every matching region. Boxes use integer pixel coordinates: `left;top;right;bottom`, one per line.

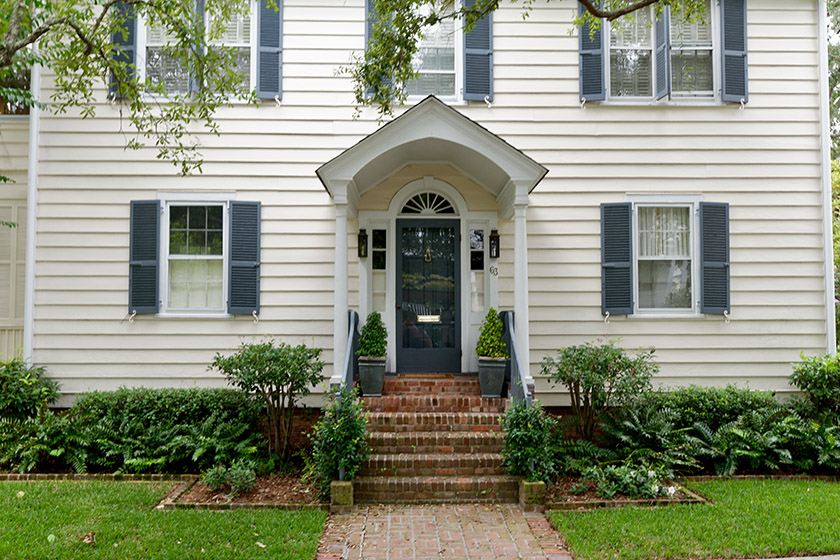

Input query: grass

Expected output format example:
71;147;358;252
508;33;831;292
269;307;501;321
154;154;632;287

549;479;840;560
0;481;326;559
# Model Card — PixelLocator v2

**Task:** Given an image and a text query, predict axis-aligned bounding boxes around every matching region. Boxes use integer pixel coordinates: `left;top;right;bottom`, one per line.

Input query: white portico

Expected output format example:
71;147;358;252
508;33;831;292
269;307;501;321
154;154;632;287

316;96;547;385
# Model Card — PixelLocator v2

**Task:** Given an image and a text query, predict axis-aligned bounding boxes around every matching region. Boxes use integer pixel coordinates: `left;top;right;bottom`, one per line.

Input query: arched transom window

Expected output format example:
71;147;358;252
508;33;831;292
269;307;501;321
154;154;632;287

400;192;456;215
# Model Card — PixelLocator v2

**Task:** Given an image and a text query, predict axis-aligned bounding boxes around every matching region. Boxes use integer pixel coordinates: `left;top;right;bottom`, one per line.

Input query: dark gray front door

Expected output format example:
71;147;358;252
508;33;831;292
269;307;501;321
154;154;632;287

396;219;460;373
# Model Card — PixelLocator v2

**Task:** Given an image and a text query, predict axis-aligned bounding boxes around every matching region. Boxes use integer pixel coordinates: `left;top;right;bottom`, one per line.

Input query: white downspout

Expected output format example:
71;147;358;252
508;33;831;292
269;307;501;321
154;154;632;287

818;2;836;354
23;63;41;363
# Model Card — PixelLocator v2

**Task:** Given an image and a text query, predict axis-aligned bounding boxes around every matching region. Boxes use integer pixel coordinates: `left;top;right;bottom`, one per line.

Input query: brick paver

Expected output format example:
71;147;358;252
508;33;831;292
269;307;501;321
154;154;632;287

315;504;572;560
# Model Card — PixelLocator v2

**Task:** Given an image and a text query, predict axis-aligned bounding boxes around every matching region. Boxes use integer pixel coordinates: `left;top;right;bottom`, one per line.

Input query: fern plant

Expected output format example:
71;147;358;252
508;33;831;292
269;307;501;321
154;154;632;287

357;312;388;357
476;308;507;359
0;411;87;474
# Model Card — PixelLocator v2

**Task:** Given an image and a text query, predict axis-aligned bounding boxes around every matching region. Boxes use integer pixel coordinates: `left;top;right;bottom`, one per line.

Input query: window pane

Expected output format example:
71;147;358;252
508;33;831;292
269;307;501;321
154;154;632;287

169;229;187;254
171;206;188;229
671;49;713;94
188;231;206;255
610;50;652;97
638;259;692;309
372;250;386;270
406;3;456;96
610;9;652;48
670;0;712;48
372;229;386;250
146;48;190;94
169;259;224;309
638;206;691;258
470;230;484;250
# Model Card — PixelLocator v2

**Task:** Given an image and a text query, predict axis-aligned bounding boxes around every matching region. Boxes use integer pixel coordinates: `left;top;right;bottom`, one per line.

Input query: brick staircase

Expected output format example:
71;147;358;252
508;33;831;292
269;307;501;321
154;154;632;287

355;375;518;504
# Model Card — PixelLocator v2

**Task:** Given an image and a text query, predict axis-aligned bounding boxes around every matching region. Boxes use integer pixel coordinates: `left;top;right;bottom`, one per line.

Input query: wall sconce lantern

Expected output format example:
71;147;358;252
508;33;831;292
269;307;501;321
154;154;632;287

489;229;500;259
358;229;368;258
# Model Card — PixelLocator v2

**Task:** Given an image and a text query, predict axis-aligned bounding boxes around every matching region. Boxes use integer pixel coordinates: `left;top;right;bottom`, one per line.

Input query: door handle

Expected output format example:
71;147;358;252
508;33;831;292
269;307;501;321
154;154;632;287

396;304;401;309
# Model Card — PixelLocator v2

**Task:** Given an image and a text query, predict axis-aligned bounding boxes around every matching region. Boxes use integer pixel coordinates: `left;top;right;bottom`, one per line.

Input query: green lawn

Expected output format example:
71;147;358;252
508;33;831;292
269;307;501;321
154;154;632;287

0;481;326;560
549;479;840;560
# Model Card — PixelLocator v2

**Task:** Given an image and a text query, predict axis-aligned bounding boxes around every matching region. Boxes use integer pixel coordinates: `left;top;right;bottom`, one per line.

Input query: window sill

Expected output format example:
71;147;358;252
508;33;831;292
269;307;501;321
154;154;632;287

155;312;233;319
613;313;707;319
593;98;726;108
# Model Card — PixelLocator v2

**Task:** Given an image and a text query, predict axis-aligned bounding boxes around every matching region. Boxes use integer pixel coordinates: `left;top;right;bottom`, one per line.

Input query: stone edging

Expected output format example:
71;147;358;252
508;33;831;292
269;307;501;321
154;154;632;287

546;485;707;511
0;473;199;481
170;502;330;511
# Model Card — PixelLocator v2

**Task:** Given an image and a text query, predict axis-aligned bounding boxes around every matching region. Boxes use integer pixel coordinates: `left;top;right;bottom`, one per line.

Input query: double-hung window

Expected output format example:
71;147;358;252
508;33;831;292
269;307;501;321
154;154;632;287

406;2;460;98
601;201;730;317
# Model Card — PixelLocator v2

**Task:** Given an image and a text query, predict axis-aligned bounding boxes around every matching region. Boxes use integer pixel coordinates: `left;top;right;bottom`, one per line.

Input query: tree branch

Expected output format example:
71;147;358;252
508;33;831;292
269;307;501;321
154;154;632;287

578;0;663;20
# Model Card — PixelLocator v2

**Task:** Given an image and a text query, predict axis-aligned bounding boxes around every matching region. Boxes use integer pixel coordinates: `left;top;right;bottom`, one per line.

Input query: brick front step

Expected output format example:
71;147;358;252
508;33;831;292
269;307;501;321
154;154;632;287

369;431;503;454
362;395;505;413
359;453;505;477
383;376;481;396
367;412;502;433
353;475;519;504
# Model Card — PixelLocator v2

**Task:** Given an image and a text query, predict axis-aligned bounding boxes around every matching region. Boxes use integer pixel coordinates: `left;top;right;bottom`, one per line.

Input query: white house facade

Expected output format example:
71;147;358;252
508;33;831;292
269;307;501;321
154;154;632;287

0;0;833;406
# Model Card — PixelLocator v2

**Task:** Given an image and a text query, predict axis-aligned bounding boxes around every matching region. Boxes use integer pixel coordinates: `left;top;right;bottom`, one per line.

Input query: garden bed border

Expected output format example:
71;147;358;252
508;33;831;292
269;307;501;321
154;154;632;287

681;475;840;483
0;473;198;481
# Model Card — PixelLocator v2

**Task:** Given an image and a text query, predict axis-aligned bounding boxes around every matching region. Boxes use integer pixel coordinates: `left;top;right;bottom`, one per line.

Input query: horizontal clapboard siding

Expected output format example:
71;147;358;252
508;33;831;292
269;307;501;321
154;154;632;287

25;0;827;403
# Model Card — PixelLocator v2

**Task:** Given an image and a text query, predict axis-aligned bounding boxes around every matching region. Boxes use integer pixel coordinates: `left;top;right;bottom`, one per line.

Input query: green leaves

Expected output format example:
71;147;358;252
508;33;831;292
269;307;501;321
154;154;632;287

476;307;507;359
791;352;840;419
357;312;388;357
501;400;556;482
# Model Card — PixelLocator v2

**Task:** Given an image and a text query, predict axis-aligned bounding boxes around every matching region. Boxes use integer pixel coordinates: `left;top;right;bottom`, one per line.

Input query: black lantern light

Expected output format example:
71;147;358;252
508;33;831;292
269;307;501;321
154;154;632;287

489;229;500;259
358;229;368;258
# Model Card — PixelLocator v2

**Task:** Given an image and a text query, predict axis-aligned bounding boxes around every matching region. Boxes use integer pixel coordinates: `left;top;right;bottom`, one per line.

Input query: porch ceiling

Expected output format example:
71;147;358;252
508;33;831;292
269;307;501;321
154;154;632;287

316;96;547;216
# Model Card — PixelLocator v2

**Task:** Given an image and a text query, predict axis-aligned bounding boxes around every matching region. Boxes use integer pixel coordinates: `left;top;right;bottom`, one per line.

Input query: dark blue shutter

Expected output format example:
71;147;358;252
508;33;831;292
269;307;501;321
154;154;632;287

720;0;748;103
463;0;493;101
257;0;283;99
129;201;160;315
654;8;670;100
579;2;605;102
601;203;633;315
109;2;136;99
700;202;730;315
228;202;261;315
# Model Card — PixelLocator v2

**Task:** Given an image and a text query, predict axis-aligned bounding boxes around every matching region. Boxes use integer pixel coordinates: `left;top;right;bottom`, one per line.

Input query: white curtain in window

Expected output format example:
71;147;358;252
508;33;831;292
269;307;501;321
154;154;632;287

638;206;691;258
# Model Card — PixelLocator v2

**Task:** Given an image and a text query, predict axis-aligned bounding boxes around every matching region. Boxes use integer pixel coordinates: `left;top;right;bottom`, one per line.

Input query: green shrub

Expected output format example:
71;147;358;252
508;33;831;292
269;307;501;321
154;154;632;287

476;308;507;358
72;387;264;473
201;459;257;498
643;384;779;432
203;465;228;491
211;340;324;460
550;436;617;476
791;353;840;419
0;358;59;420
501;400;556;482
541;340;657;441
309;385;369;499
581;462;675;499
357;312;388;357
0;410;87;474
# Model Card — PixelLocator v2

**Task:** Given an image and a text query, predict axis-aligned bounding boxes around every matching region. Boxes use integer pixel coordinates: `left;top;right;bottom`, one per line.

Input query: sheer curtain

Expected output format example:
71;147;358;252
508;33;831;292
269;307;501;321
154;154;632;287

638;206;692;309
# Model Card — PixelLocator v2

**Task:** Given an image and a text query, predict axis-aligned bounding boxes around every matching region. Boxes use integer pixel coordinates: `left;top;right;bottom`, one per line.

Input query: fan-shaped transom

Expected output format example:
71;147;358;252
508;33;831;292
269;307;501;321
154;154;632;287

401;192;456;215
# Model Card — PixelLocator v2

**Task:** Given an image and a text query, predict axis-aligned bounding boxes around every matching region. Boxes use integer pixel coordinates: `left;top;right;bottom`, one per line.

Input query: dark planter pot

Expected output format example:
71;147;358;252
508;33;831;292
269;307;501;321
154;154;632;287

358;356;386;396
478;357;506;397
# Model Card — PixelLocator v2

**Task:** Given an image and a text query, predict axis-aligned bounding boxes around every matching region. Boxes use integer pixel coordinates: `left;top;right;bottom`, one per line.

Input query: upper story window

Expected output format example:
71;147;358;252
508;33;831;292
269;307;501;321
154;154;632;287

607;0;714;101
406;2;459;98
140;3;257;95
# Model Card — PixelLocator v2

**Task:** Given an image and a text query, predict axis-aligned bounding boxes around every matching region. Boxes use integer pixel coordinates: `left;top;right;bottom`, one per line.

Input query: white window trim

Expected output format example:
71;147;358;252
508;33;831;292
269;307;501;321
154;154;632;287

156;192;236;318
135;1;258;99
630;197;701;317
404;0;464;104
604;1;721;105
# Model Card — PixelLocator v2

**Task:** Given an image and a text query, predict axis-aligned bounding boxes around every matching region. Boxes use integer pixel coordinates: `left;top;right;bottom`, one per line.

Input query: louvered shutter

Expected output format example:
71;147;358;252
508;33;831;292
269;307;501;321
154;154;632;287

463;0;493;101
601;203;633;315
109;2;137;99
700;202;730;315
257;0;283;99
579;1;605;102
654;8;671;100
129;201;160;315
720;0;748;103
228;202;261;315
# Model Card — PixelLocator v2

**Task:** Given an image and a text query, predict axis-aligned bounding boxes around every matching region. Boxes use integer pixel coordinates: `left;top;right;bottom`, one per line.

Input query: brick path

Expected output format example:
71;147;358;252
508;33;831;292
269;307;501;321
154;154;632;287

315;504;572;560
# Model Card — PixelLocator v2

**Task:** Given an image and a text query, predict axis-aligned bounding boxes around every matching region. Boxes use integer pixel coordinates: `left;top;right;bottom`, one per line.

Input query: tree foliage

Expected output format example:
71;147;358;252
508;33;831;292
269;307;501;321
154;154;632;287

829;0;840;158
0;0;264;175
353;0;711;117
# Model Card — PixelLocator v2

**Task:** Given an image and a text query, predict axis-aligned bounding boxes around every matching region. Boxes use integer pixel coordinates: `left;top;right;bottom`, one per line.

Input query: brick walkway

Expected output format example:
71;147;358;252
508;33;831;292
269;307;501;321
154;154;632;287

315;504;572;560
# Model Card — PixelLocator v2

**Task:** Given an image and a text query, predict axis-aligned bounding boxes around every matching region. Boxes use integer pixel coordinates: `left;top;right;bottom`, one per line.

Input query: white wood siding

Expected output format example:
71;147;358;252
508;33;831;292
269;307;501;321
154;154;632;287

27;0;827;402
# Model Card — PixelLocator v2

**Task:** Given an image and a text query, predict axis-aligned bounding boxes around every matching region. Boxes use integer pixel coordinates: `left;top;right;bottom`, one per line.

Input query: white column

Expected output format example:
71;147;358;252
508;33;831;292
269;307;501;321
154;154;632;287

331;191;350;388
23;63;41;364
513;198;534;392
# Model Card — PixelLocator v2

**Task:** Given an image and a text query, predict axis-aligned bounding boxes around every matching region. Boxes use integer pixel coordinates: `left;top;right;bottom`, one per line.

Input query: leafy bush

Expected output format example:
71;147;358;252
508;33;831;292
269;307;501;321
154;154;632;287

211;340;324;460
309;385;369;499
550;436;617;476
580;463;676;499
791;353;840;419
357;312;388;357
201;459;257;498
0;358;59;420
642;384;779;432
0;411;87;474
72;387;264;473
541;340;657;441
476;308;507;359
501;400;556;482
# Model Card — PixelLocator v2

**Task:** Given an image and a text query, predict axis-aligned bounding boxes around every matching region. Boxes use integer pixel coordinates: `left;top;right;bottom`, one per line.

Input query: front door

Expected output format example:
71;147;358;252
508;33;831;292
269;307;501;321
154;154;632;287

396;219;461;373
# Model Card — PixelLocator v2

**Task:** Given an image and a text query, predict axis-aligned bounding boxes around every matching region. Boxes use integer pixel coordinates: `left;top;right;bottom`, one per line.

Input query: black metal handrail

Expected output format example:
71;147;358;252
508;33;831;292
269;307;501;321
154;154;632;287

500;310;532;407
341;310;360;396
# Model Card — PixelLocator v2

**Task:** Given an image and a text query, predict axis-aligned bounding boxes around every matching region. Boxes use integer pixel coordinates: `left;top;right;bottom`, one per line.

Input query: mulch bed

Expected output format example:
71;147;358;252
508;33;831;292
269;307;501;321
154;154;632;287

178;475;324;506
546;477;705;510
